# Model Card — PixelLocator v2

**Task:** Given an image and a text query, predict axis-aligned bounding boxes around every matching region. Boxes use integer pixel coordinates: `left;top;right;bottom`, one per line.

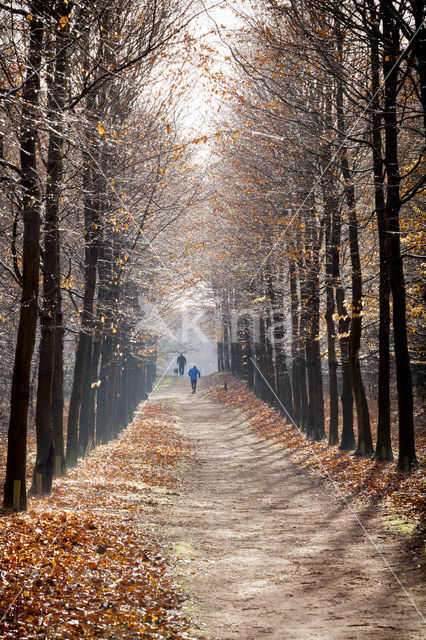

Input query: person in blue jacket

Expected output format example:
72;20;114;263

188;364;201;393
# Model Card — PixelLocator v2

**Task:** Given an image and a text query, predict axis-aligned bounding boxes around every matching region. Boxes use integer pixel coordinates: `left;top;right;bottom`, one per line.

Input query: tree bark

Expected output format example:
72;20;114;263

322;170;340;446
264;309;276;406
88;326;102;443
335;286;355;450
78;335;93;456
368;6;393;460
223;307;231;372
96;332;114;444
31;0;70;494
245;316;254;391
289;260;302;425
336;35;373;456
52;296;65;475
3;4;44;510
66;124;101;466
266;270;293;417
304;215;325;440
253;313;263;398
297;262;309;430
381;0;416;469
217;341;225;372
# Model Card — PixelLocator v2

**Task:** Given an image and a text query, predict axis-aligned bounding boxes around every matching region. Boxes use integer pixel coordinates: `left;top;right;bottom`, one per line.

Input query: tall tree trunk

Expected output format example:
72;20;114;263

310;267;325;440
231;341;237;376
335;286;355;450
3;4;44;510
322;171;339;446
244;315;254;391
88;326;102;445
304;216;325;440
266;270;293;417
78;337;93;456
264;308;276;406
368;7;393;460
336;36;373;456
31;1;70;494
253;312;263;398
223;306;231;372
96;332;114;444
52;295;65;475
381;1;416;469
66;124;101;467
289;260;301;425
297;262;309;430
217;341;224;372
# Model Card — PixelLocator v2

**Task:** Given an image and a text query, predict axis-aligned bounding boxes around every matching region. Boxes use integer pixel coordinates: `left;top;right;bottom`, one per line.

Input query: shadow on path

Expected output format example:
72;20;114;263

151;376;425;640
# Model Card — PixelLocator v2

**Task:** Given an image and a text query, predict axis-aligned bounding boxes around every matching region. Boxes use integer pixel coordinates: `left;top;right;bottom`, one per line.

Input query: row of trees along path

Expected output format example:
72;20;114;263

0;0;201;510
208;0;424;474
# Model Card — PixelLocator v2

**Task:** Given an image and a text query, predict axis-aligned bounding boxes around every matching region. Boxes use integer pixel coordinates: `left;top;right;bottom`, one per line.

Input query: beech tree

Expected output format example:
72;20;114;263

2;1;44;510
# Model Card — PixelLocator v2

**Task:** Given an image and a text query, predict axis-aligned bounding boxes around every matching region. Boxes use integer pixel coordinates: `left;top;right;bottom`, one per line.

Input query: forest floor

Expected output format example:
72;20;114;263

0;373;424;639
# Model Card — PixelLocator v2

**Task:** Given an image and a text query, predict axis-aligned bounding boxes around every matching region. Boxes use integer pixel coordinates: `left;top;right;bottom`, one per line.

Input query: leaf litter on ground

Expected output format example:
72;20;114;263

0;401;202;640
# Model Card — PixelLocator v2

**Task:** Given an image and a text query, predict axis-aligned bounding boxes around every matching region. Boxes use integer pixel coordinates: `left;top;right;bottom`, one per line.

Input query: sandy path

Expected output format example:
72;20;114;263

151;376;424;639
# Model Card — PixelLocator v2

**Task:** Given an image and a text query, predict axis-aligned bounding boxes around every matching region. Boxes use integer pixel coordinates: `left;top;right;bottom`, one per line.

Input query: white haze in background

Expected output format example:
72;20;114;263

150;2;245;372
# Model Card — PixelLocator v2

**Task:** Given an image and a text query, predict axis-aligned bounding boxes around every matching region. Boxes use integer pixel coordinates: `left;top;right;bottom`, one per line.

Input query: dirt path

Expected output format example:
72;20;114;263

151;376;424;639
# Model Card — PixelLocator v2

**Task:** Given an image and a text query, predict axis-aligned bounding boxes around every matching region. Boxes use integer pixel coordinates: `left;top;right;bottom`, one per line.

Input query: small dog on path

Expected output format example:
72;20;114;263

173;368;179;375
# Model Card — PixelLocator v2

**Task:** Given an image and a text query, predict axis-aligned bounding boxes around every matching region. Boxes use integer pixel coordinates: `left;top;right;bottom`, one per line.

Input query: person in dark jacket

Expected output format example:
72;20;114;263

188;364;201;393
177;353;187;375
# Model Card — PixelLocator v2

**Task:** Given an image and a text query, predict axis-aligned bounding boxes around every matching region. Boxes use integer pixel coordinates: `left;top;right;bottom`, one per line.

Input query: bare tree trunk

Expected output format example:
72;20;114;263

3;3;44;510
322;172;339;446
310;272;325;440
266;309;276;405
336;37;373;456
297;262;309;430
29;359;38;424
347;188;373;456
52;296;65;475
31;1;70;494
66;126;101;466
381;0;416;469
244;315;254;391
266;270;293;417
305;216;325;440
335;286;354;450
368;7;393;461
96;332;114;444
254;312;263;398
217;341;225;372
223;306;231;372
78;336;93;456
289;260;301;425
88;326;102;445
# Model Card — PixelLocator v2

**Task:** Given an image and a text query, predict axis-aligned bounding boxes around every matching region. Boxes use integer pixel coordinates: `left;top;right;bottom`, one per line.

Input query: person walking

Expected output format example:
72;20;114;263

188;364;201;393
177;352;187;375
